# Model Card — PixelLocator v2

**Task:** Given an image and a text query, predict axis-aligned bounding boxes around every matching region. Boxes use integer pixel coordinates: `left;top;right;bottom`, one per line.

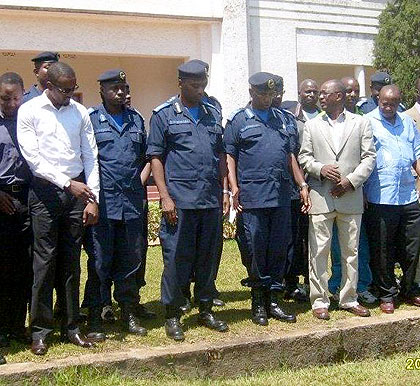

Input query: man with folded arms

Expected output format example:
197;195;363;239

299;79;376;320
17;62;100;355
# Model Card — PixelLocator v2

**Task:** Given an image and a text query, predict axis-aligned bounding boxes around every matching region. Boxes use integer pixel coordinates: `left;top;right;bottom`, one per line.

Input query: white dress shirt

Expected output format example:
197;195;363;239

17;91;100;200
415;102;420;115
326;110;346;152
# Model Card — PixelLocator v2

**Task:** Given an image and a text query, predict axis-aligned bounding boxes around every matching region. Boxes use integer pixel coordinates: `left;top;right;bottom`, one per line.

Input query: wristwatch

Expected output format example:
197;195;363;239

299;182;309;190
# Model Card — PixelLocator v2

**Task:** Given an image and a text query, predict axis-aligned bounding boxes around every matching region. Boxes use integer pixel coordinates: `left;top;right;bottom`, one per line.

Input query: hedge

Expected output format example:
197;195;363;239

147;201;236;244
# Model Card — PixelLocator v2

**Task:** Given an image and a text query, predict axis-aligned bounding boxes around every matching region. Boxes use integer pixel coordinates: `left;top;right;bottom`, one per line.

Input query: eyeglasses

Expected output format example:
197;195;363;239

51;82;79;95
319;91;339;98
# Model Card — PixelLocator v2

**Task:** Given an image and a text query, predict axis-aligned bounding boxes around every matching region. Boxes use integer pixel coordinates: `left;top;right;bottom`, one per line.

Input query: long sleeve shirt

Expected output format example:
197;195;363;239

17;91;100;200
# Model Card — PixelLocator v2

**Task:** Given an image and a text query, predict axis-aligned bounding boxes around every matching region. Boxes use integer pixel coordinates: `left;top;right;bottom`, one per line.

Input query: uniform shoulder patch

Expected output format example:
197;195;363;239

153;101;171;113
227;108;243;122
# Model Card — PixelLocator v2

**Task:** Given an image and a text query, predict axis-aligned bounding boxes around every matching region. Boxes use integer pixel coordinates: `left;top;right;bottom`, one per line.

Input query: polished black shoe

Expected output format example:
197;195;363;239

87;307;106;343
121;305;147;336
0;334;10;348
212;298;225;307
67;332;95;348
135;304;157;319
268;292;296;323
31;338;48;355
198;312;228;332
283;287;308;303
180;298;192;314
251;289;269;326
0;354;5;365
165;317;185;341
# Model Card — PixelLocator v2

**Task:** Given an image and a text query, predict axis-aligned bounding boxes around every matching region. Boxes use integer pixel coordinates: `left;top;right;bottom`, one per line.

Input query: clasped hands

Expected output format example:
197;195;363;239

321;164;353;198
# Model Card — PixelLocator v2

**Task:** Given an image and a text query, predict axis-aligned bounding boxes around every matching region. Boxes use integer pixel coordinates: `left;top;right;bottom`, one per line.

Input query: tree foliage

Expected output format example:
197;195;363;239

373;0;420;107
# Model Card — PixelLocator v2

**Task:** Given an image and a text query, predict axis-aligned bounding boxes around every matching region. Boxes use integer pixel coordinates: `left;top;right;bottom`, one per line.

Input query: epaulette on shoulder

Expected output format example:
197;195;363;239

153;101;171;113
227;108;243;122
356;100;366;107
127;106;144;120
87;107;98;115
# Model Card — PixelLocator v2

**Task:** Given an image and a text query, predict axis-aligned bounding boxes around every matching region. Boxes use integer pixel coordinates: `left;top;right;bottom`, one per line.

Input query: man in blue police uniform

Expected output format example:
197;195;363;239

224;72;311;326
23;51;59;104
148;60;230;341
271;75;309;303
0;72;32;365
358;71;405;114
84;69;149;339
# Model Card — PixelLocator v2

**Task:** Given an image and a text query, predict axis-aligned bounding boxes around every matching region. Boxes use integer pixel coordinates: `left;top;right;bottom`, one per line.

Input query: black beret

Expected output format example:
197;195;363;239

97;69;127;84
31;51;60;63
371;71;392;85
272;74;284;92
249;72;277;92
178;60;208;79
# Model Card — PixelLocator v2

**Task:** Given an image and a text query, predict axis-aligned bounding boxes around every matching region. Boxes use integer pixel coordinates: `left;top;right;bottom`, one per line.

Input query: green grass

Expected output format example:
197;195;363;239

1;240;419;365
5;348;420;385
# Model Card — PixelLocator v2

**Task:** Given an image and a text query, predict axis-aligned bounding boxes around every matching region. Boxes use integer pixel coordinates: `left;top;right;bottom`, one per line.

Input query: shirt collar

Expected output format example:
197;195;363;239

39;90;75;110
324;109;346;126
415;102;420;115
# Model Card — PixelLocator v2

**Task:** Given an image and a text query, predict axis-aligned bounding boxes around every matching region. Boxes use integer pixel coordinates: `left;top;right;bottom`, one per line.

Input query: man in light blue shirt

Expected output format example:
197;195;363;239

364;85;420;314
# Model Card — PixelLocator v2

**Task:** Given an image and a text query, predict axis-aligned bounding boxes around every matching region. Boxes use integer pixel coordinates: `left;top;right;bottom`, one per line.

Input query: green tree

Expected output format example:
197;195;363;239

373;0;420;107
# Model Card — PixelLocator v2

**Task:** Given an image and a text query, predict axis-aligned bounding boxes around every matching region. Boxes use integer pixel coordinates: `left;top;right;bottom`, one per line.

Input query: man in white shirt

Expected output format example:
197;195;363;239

17;62;100;355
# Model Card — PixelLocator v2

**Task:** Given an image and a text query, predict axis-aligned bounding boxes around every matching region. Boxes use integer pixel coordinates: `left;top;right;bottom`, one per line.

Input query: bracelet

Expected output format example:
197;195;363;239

223;189;230;195
299;182;309;190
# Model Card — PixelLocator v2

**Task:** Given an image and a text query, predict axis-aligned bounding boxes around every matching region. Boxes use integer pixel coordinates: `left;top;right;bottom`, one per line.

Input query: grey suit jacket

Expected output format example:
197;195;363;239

298;110;376;215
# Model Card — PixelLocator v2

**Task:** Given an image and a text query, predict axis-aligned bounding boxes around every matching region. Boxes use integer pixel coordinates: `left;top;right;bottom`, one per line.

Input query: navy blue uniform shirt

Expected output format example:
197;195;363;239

147;96;223;209
224;107;292;209
0;114;31;186
89;104;147;221
22;84;42;104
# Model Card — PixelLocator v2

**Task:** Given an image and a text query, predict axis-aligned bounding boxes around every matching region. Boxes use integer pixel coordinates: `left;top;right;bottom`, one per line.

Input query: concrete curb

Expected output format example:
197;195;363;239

1;309;420;381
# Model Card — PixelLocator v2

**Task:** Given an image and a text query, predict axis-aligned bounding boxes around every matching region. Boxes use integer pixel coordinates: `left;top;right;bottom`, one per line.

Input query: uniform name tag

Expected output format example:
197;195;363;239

169;119;191;125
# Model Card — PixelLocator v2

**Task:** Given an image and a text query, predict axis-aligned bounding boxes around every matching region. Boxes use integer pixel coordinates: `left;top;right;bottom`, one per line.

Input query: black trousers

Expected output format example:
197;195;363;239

365;201;420;302
0;188;32;336
29;179;84;339
284;199;309;289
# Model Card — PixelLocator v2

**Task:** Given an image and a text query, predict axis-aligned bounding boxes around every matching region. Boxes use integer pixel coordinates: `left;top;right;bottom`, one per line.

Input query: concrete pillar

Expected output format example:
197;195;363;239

222;0;250;117
355;65;366;98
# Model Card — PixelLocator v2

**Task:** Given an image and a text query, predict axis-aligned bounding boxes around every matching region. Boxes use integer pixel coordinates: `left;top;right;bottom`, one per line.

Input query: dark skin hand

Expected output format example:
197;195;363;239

83;202;99;226
321;164;341;183
330;177;354;198
0;191;15;215
67;180;96;204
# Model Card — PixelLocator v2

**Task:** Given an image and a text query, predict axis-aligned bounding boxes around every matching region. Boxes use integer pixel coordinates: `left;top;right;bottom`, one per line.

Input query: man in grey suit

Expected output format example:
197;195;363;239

298;79;376;320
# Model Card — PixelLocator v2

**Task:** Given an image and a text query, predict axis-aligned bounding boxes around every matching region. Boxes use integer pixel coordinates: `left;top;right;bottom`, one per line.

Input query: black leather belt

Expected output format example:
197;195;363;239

0;184;28;193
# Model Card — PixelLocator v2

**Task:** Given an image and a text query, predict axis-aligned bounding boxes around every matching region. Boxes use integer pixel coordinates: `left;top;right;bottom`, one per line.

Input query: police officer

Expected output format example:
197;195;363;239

358;71;405;114
23;51;59;103
85;69;149;339
224;72;311;326
0;72;32;365
147;60;229;341
271;75;309;303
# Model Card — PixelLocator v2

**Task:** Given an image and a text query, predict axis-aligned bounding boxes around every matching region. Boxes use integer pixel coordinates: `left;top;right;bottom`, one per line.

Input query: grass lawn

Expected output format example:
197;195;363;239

6;348;420;386
2;240;419;365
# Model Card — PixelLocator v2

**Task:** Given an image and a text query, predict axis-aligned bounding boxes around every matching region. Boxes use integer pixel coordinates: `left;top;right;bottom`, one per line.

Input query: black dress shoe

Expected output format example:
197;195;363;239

135;304;157;319
165;317;185;341
212;298;225;307
31;338;48;355
198;312;228;332
67;333;95;348
121;305;147;336
284;288;308;303
269;303;296;323
0;354;5;365
87;307;106;343
180;299;192;314
0;334;10;348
